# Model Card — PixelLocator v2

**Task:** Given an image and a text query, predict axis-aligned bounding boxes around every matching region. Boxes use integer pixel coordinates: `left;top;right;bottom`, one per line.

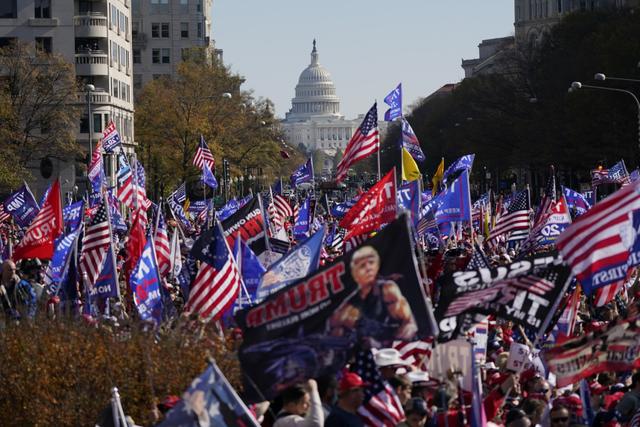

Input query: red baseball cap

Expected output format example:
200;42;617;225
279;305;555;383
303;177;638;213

339;373;369;393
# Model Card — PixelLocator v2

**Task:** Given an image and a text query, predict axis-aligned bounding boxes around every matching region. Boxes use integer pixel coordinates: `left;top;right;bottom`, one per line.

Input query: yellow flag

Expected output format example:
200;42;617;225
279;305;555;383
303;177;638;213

431;158;444;195
401;147;421;182
183;198;190;214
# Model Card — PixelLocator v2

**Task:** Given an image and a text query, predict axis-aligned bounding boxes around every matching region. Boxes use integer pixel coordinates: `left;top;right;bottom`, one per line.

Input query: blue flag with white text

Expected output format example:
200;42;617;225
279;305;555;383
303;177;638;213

217;198;239;221
384;83;402;121
92;248;119;299
44;228;81;296
562;186;591;217
3;184;39;228
63;200;85;232
255;225;324;302
233;238;266;309
400;117;425;162
443;154;475;184
397;180;420;225
293;197;311;240
130;239;163;324
434;170;472;224
290;158;313;189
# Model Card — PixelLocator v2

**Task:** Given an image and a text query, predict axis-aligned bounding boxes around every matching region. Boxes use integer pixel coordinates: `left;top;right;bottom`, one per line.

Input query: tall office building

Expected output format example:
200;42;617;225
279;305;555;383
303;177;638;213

0;0;135;197
131;0;220;92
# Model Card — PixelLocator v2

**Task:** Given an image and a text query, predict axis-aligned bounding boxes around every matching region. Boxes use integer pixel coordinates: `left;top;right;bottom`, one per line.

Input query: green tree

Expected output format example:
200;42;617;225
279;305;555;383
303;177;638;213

0;41;81;190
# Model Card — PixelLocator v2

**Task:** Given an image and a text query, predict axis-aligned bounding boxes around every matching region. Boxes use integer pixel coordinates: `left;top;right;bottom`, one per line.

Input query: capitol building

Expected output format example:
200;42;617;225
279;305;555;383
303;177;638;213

281;41;387;175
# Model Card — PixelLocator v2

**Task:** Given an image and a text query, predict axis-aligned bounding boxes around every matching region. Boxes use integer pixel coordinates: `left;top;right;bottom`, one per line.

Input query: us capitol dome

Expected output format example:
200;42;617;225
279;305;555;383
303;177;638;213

281;40;386;175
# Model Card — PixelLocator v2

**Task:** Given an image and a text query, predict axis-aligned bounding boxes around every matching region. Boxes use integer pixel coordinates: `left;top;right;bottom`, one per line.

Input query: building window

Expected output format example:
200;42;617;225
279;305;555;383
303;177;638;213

197;22;203;38
151;0;169;3
110;5;117;28
161;23;170;38
35;37;52;54
0;1;16;19
161;48;170;63
152;48;160;64
93;113;102;133
133;74;142;89
133;48;140;64
181;0;188;4
112;78;118;98
181;22;189;38
152;23;160;38
34;0;51;19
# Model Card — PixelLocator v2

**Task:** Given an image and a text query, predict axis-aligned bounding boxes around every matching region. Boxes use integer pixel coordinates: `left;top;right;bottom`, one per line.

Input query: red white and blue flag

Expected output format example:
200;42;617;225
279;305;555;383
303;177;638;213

79;200;111;286
335;103;379;183
591;160;629;187
186;221;242;322
102;120;122;153
193;135;215;171
154;212;172;277
352;347;404;426
557;180;640;295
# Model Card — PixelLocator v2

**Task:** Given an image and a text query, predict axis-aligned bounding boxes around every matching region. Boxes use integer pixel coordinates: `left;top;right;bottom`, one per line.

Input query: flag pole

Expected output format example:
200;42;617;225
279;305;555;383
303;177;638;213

103;191;123;309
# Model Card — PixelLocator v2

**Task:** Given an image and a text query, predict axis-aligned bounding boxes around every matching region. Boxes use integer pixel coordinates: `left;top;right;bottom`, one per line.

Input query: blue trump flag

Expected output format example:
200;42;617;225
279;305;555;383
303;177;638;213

233;237;266;309
130;238;163;324
434;169;472;225
293;197;311;239
255;225;325;302
384;83;402;121
400;117;425;162
168;191;193;232
202;164;218;190
158;360;260;427
44;228;82;296
217;198;239;221
330;197;358;218
443;154;475;184
397;180;420;225
3;183;39;228
562;186;592;217
290;158;313;188
63;200;85;232
92;248;119;300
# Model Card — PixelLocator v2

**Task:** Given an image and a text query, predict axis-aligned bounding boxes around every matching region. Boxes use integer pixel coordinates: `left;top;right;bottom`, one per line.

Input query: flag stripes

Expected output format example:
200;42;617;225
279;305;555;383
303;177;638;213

335;103;379;183
155;214;171;277
79;202;111;285
193;135;215;171
393;339;434;368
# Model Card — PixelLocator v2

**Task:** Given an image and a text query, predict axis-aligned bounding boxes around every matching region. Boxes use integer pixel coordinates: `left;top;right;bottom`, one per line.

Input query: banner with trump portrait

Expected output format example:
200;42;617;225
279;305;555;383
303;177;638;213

235;214;437;402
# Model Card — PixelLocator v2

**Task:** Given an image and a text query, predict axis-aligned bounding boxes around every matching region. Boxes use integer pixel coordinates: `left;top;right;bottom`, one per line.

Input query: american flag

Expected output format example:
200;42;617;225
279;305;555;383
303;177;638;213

591;160;629;187
351;348;404;426
533;166;556;227
117;157;151;211
79;201;111;286
489;189;530;242
154;212;171;277
466;243;490;270
335;103;379;183
193;135;215;171
102;120;122;152
185;221;242;322
594;280;625;307
273;194;293;229
393;338;434;369
134;160;152;210
0;204;10;223
344;233;369;253
557;180;640;294
173;182;187;204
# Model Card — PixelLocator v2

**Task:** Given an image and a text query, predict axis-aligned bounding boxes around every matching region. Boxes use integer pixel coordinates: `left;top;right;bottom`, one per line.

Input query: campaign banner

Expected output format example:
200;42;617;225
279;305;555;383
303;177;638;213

91;248;119;299
330;197;359;219
293;197;310;240
130;240;163;324
339;170;397;240
255;226;324;302
3;184;39;228
397;181;420;225
44;228;81;296
220;197;267;255
63;200;85;232
537;197;572;246
544;318;640;387
435;252;570;342
236;215;436;402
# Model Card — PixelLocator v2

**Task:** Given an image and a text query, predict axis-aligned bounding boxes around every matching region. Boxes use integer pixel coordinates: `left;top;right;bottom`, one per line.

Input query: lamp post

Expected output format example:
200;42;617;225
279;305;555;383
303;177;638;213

594;73;640;84
240;175;244;196
570;81;640;157
85;84;95;156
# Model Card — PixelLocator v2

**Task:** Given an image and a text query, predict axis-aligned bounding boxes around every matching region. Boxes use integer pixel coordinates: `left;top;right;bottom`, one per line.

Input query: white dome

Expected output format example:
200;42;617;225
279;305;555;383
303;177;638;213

285;40;342;122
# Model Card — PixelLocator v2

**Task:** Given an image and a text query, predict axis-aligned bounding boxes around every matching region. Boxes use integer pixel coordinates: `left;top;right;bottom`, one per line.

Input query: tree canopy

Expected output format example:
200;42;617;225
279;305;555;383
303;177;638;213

390;9;640;191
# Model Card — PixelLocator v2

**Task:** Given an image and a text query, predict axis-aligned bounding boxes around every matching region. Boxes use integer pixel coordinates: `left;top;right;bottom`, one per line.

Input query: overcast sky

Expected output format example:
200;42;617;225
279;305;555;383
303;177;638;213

213;1;515;119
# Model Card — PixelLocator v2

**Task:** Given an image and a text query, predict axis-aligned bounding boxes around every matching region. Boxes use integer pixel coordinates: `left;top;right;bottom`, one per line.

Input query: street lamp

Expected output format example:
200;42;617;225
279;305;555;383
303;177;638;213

594;73;640;84
570;81;640;155
85;83;95;156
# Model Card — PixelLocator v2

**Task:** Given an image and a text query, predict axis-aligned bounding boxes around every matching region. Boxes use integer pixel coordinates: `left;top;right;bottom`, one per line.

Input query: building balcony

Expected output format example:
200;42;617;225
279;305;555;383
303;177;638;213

76;88;111;105
75;51;108;76
74;13;107;38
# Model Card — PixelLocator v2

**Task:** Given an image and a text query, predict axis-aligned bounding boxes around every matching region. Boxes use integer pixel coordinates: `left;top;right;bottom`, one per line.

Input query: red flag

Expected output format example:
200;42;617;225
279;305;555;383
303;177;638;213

339;169;396;241
125;208;147;280
13;180;63;261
